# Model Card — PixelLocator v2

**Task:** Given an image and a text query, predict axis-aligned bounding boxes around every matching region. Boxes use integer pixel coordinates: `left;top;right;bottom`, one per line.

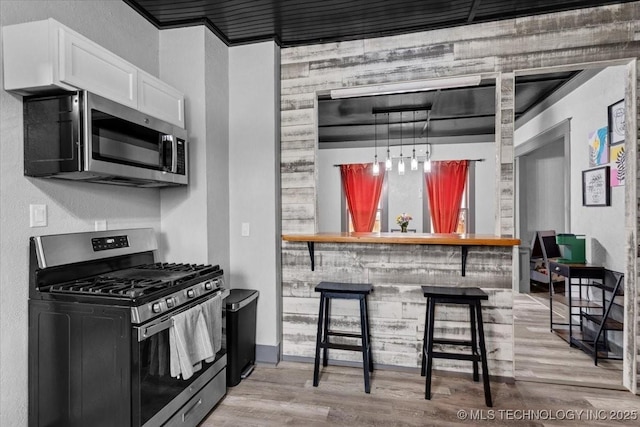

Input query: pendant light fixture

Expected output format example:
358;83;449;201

372;113;379;176
385;113;392;171
424;110;432;173
411;111;418;171
398;111;405;175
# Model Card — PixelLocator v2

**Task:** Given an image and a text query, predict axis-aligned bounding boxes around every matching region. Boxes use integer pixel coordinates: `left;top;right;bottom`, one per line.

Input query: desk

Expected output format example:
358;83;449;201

548;260;605;347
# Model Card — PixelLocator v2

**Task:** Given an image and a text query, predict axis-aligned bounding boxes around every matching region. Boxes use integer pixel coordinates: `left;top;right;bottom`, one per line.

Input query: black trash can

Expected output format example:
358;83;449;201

225;289;259;387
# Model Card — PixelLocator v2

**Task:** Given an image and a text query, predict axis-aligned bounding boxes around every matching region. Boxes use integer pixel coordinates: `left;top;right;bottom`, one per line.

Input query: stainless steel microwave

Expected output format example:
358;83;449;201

23;91;188;187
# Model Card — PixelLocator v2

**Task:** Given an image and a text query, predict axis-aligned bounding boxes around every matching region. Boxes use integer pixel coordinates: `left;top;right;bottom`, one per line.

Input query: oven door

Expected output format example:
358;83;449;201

131;290;228;427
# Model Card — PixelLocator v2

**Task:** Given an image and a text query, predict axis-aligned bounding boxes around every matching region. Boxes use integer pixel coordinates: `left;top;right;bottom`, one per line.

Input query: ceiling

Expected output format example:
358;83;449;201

124;0;634;47
123;1;619;146
317;70;598;148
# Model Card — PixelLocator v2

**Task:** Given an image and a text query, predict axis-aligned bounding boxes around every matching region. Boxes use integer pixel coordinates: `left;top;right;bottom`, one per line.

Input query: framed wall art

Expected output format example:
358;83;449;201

608;99;625;145
610;143;626;186
588;126;608;167
582;166;610;207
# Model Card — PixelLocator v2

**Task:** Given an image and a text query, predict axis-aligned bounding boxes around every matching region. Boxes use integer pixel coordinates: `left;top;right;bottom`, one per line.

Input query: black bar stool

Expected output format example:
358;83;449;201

313;281;374;393
421;285;492;407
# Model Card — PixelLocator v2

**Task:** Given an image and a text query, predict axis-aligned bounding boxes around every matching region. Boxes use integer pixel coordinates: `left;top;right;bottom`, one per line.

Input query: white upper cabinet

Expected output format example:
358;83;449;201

3;18;185;127
138;70;185;128
58;25;138;108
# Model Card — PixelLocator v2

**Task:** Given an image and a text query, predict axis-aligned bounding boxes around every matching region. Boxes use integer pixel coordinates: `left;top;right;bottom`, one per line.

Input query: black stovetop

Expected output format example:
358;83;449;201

40;262;221;301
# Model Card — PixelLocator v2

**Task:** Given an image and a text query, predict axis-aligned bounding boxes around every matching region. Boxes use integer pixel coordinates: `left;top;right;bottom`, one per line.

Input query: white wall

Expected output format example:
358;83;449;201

158;27;230;275
519;140;566;245
515;66;626;271
318;142;496;233
229;42;281;361
0;1;160;425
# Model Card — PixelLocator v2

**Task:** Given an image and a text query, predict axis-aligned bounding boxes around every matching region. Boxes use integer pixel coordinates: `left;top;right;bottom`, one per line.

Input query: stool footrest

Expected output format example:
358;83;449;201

327;330;363;339
432;338;474;346
430;351;481;362
321;342;364;352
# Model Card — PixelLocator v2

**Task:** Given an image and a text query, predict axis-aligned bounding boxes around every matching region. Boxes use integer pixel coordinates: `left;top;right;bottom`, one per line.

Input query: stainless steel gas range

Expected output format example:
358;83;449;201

28;228;229;427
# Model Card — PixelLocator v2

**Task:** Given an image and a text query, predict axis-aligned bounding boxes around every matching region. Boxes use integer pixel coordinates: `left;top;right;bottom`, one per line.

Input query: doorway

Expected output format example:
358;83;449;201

513;66;627;389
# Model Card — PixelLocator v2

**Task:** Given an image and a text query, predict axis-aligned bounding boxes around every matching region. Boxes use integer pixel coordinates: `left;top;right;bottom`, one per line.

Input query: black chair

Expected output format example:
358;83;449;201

313;281;374;393
421;285;492;407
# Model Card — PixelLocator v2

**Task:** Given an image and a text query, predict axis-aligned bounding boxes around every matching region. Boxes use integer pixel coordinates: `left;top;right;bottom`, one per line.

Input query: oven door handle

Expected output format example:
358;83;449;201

135;288;229;342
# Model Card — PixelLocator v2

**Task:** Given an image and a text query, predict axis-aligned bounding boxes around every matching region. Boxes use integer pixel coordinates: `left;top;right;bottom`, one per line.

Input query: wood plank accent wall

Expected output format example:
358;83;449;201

496;72;515;236
630;60;640;392
282;242;514;376
280;3;640;390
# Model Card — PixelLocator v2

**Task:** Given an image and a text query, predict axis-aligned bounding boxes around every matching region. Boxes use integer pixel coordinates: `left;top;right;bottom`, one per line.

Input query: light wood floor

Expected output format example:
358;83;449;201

202;291;637;426
202;361;639;426
514;291;624;389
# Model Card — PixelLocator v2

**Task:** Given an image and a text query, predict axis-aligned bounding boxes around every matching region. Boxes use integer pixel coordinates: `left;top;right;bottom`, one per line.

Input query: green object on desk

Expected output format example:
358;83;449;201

556;233;586;263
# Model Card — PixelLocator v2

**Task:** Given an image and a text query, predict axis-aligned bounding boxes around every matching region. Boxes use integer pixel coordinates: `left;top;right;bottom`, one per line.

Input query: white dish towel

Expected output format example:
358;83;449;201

169;304;215;380
201;293;223;361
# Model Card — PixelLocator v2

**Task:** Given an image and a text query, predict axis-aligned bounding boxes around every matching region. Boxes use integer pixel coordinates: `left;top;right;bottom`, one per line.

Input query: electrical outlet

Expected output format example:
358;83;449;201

241;222;250;237
29;204;47;227
94;220;107;231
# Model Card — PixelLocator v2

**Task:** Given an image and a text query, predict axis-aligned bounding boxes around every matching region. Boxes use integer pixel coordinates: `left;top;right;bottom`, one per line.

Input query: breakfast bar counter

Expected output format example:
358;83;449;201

282;232;520;246
280;232;520;379
282;232;519;275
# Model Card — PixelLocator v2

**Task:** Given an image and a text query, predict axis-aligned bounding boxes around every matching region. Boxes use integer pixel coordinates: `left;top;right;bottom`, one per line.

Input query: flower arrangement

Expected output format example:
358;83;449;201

396;213;412;231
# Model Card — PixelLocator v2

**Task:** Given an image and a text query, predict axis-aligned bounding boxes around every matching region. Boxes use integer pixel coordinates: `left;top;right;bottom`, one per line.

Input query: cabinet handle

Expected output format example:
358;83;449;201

182;398;202;422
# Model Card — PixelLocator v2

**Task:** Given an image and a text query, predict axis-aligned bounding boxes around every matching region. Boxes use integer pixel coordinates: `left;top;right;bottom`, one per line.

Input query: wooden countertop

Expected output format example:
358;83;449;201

282;232;520;246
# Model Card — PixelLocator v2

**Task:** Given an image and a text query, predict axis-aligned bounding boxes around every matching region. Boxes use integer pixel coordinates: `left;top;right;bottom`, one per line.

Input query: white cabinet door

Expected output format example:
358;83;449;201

3;19;185;125
2;19;69;92
138;71;185;128
58;27;137;109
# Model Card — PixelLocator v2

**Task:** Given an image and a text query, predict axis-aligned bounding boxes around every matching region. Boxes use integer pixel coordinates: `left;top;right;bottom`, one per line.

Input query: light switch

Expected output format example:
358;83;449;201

29;204;47;227
241;222;250;237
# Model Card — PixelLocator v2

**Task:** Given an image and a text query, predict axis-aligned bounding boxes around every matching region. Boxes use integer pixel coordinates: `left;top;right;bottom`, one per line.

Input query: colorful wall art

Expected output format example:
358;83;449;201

588;126;609;167
610;143;626;186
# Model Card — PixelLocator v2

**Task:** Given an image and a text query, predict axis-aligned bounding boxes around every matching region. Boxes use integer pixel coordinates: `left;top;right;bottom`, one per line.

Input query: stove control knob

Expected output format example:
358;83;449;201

187;289;196;298
166;297;175;308
152;303;161;313
204;281;213;291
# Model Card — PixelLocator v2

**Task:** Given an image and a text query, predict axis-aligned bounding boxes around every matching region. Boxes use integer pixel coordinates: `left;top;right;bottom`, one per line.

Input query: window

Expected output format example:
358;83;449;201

340;166;473;233
347;200;382;232
423;166;472;234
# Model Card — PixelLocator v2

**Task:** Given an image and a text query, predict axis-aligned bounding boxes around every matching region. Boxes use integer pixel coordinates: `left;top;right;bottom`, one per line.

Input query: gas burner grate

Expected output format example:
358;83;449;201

42;262;222;301
137;262;220;274
49;276;170;298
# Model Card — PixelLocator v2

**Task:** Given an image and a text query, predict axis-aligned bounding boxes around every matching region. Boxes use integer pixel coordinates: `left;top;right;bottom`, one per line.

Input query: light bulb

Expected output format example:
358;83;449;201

398;158;405;175
385;149;392;171
411;154;418;171
424;158;431;173
372;159;380;176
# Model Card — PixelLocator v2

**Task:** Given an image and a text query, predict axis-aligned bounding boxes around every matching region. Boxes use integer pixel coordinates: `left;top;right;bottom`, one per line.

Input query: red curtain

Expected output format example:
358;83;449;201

340;163;385;232
425;160;469;233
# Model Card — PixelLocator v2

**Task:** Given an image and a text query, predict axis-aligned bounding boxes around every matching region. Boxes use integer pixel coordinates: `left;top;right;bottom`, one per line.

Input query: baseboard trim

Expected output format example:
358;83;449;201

256;343;281;365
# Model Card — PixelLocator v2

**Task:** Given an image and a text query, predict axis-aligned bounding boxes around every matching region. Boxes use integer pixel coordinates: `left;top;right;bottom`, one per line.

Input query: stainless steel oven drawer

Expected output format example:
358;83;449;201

164;367;227;427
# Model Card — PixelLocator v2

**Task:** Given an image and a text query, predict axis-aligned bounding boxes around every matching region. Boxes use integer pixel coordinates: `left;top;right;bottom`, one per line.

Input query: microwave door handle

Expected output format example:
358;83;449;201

171;135;178;173
162;135;178;173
